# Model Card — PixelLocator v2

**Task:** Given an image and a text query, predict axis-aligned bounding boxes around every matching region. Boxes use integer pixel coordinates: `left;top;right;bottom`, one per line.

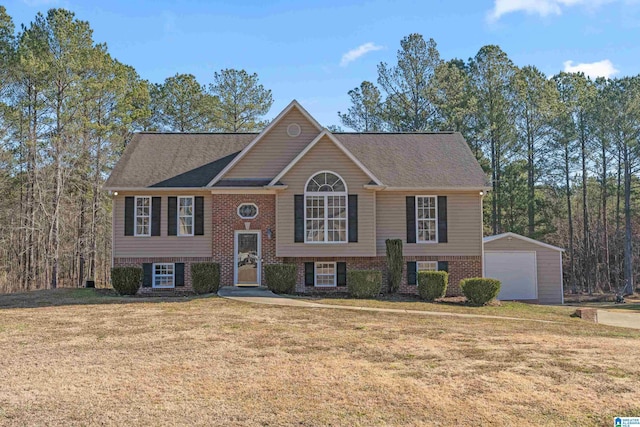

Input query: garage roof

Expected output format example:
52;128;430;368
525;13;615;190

483;232;565;252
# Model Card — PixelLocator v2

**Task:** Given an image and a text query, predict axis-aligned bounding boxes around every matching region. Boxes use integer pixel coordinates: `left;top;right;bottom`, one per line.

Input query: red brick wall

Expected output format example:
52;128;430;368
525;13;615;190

283;256;482;295
114;193;483;297
113;256;214;293
211;194;277;286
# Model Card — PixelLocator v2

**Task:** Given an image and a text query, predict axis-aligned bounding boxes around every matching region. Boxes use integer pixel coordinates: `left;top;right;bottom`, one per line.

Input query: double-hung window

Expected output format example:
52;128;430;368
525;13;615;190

315;262;336;287
153;263;175;288
416;196;437;243
178;196;194;236
305;172;347;243
135;196;151;236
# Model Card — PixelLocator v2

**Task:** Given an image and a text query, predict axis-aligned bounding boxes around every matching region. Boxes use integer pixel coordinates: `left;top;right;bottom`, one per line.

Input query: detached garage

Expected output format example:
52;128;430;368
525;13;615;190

483;233;564;305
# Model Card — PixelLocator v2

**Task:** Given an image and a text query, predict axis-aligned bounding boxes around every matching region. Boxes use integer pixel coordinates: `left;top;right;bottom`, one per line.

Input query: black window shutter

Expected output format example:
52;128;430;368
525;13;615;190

304;262;315;286
407;261;417;285
437;196;448;243
406;196;416;243
295;195;304;243
124;197;134;236
142;263;152;287
151;197;161;236
437;261;449;273
175;263;185;287
337;262;347;286
194;196;204;236
168;197;177;236
348;195;358;243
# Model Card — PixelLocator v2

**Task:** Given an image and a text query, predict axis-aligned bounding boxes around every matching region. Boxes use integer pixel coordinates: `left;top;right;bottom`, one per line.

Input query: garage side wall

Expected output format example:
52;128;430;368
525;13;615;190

483;238;563;304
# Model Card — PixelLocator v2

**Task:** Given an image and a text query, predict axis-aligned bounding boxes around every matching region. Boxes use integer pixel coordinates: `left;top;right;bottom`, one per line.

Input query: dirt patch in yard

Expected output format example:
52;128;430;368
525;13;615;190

0;289;639;426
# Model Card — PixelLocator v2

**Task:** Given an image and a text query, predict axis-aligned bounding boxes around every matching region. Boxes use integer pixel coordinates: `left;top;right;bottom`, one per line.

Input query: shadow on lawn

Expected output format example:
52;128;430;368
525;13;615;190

0;288;215;310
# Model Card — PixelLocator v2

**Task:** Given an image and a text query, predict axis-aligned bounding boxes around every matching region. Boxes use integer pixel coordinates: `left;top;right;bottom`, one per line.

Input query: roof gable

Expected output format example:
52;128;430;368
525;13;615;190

483;232;565;252
269;130;383;186
207;100;323;186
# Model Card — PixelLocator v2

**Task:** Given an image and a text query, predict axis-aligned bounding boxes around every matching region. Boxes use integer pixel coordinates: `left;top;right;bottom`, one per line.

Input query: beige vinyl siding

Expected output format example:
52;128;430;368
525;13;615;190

376;192;483;257
225;108;321;179
483;238;563;304
276;135;376;257
113;191;212;258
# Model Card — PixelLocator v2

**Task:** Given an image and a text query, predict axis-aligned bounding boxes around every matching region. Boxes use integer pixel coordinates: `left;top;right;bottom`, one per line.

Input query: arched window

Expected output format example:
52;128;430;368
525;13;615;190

304;171;347;243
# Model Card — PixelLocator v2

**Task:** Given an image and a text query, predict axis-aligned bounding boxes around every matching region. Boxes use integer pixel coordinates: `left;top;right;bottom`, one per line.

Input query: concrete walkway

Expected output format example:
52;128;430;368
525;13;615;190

217;286;557;323
597;310;640;330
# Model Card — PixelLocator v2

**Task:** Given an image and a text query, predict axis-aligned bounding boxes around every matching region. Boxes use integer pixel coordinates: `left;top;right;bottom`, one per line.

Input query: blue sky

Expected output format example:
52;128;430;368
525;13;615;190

4;0;640;127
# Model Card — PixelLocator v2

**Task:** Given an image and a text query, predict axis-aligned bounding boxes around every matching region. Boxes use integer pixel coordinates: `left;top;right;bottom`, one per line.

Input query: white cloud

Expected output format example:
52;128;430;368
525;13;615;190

487;0;618;21
340;42;383;67
563;59;619;78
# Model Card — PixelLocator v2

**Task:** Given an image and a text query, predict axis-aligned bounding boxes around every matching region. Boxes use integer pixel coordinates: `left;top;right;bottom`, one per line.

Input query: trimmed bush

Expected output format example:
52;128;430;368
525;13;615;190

191;262;221;294
111;267;142;295
460;278;501;306
417;271;448;301
347;270;382;299
386;239;403;293
264;264;297;294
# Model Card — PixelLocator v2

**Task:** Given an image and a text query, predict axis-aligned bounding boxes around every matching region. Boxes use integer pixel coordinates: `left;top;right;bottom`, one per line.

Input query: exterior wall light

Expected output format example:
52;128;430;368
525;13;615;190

266;228;273;240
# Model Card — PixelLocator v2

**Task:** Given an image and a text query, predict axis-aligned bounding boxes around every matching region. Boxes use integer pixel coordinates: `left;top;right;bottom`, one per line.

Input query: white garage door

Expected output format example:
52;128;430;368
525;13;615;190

484;251;537;300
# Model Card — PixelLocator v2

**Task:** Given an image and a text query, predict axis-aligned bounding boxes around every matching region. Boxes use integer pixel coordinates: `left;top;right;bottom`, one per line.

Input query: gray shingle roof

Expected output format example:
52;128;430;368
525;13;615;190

105;131;488;189
337;132;488;188
104;133;256;188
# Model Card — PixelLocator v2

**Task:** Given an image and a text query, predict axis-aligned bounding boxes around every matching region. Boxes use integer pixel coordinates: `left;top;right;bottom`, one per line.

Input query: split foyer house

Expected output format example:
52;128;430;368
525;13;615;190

104;100;489;294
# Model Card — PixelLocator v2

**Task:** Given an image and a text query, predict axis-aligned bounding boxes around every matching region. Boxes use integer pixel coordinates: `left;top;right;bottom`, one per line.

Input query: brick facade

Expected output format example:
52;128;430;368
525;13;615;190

211;194;277;286
115;194;482;296
113;256;214;293
283;256;481;295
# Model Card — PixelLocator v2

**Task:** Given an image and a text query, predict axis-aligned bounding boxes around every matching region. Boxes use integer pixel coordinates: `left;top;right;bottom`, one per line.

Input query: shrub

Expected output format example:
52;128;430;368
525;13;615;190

111;267;142;295
417;271;448;301
385;239;403;293
347;270;382;299
460;278;501;306
264;264;297;294
191;262;221;294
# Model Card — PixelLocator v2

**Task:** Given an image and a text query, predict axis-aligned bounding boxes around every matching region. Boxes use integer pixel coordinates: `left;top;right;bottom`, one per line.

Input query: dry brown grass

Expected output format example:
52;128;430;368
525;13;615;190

0;288;639;426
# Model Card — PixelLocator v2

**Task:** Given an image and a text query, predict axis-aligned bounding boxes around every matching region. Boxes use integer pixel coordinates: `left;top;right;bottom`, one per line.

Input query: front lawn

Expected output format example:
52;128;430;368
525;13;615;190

0;288;639;426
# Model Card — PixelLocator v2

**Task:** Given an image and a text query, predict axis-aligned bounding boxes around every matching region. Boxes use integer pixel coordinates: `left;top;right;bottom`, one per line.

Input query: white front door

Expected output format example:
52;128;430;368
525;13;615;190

234;231;261;286
484;251;537;300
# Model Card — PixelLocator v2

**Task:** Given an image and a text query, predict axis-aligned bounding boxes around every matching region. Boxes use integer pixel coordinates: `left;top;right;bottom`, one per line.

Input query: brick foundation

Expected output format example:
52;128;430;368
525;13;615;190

283;256;482;296
115;193;483;297
113;256;214;293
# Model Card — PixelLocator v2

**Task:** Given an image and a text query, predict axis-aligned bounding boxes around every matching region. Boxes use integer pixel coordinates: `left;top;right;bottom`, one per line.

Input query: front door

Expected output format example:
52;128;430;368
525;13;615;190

234;231;261;286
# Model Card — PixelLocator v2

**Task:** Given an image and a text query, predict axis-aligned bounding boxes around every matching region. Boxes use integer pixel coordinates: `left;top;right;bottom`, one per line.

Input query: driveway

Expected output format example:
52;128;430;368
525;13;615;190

597;310;640;330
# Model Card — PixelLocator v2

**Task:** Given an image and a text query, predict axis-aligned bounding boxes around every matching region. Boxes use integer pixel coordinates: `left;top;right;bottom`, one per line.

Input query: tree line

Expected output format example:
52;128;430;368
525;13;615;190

337;34;639;295
0;7;636;296
0;8;273;292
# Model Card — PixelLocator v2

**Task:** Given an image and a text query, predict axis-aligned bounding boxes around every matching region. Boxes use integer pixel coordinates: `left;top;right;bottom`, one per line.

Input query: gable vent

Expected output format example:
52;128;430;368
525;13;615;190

287;123;301;137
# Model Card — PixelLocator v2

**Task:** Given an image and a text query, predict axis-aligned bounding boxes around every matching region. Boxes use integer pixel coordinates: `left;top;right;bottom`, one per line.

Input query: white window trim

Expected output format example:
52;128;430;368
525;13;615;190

415;195;438;244
177;196;194;237
152;263;175;288
237;203;259;219
304;171;348;244
314;262;337;287
417;261;438;271
134;196;151;237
